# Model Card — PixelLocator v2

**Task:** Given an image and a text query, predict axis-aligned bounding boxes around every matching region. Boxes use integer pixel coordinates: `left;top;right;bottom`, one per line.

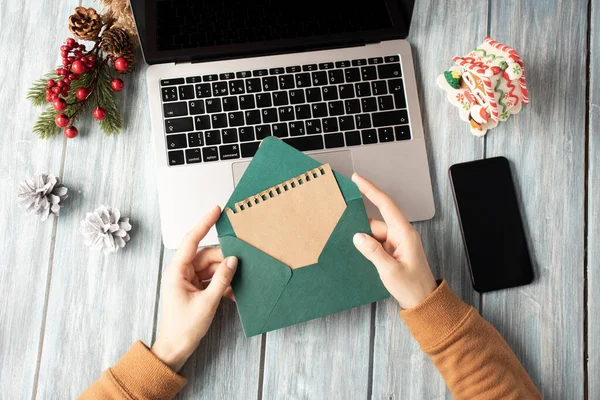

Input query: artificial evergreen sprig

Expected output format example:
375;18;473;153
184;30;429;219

27;6;134;139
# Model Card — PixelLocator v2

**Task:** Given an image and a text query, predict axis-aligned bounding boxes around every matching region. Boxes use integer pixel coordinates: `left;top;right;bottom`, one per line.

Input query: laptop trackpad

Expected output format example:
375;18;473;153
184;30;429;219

232;150;354;186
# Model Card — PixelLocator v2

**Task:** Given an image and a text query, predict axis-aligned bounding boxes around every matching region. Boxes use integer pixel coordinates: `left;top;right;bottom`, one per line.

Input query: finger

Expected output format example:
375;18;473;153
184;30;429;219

193;247;224;271
196;262;221;281
369;218;388;242
353;232;398;275
223;287;236;302
352;173;412;233
174;206;221;264
204;256;238;302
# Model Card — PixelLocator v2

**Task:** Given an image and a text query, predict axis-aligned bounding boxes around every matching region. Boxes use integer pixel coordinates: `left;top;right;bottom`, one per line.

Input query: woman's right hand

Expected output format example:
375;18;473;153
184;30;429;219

351;173;438;310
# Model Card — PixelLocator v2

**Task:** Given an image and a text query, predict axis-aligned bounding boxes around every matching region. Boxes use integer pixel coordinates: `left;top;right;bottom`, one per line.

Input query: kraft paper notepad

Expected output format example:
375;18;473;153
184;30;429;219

216;137;389;337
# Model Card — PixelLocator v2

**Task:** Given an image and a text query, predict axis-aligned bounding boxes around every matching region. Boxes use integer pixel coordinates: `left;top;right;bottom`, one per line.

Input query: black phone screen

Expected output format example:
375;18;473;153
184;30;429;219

449;157;534;292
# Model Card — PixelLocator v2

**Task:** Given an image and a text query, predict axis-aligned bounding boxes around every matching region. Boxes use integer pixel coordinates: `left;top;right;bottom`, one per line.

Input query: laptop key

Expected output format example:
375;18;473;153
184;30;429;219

245;110;261;125
205;98;222;113
272;91;289;106
283;135;324;151
256;93;273;108
339;116;355;131
328;101;344;116
388;78;406;108
345;99;361;114
355;114;372;129
245;78;262;93
211;113;228;128
236;71;251;79
164;102;188;117
168;150;185;166
306;119;322;135
286;65;301;73
395;125;411;141
306;88;322;103
311;102;328;118
212;82;228;96
185;76;202;84
322;117;338;133
220;73;235;80
262;76;278;91
368;57;383;65
229;80;245;94
269;67;285;75
295;73;311;88
162;87;178;102
228;111;244;127
205;130;221;145
328;70;344;84
239;94;256;110
362;129;378;144
262;108;278;123
295;105;311;120
345;130;361;146
179;85;194;100
289;89;306;104
319;62;334;70
194;115;210;130
335;60;350;68
185;148;202;164
372;110;409;127
345;68;361;82
303;64;318;72
289;121;306;136
356;82;372;97
322;86;338;101
361;98;377;113
166;133;187;149
378;95;395;111
241;141;260;158
253;69;268;77
195;83;211;98
161;78;184;86
278;106;295;122
311;71;327;86
377;63;402;79
188;100;205;115
385;55;400;63
203;74;218;82
361;66;378;81
188;132;203;147
239;127;255;142
255;125;272;139
378;127;395;142
222;128;238;143
371;80;388;95
223;96;238;111
272;123;289;137
279;75;295;89
202;146;219;162
165;117;193;133
325;133;345;149
339;84;355;99
220;144;240;160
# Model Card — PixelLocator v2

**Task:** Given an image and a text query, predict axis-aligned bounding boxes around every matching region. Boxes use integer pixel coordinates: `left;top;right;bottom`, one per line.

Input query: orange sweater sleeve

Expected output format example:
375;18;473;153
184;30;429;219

78;341;186;400
401;280;541;400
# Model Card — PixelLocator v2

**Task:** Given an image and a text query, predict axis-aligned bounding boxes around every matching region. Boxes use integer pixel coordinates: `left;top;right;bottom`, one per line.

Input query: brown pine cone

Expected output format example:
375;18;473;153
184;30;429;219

101;27;132;58
68;7;103;41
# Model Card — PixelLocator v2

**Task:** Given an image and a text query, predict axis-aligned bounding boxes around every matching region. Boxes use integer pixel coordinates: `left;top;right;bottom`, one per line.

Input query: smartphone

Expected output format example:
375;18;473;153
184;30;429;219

449;157;534;292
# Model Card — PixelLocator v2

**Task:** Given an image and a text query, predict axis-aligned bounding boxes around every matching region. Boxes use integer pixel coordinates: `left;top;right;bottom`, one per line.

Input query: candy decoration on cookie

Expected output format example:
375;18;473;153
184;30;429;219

437;36;528;136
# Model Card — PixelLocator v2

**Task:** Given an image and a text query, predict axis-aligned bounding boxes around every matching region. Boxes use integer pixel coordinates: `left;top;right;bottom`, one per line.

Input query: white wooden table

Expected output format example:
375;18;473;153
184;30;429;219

1;1;597;399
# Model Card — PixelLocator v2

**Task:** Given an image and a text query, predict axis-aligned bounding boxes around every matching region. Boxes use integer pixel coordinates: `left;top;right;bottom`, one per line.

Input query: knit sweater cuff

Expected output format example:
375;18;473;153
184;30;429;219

109;341;186;399
400;279;473;350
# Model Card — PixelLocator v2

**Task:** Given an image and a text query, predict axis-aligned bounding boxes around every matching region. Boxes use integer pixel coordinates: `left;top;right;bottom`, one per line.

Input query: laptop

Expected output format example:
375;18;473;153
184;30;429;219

130;0;435;249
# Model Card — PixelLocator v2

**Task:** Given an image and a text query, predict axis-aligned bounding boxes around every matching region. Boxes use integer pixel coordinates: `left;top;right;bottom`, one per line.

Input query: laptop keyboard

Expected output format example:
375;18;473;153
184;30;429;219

161;55;411;166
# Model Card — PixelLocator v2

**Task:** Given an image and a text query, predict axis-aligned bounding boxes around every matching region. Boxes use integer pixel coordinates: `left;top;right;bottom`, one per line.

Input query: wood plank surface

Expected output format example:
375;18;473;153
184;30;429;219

588;0;598;397
371;1;486;398
0;1;73;398
482;1;588;399
34;29;166;396
156;250;263;399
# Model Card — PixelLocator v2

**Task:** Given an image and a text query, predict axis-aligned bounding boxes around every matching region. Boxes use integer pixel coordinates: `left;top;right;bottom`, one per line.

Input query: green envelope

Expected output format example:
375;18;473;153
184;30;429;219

216;137;389;337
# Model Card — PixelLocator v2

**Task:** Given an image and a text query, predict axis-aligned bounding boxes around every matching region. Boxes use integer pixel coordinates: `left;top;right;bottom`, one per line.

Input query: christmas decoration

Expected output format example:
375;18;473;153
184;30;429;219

80;205;132;254
437;36;529;136
100;0;139;46
27;6;137;139
18;173;69;221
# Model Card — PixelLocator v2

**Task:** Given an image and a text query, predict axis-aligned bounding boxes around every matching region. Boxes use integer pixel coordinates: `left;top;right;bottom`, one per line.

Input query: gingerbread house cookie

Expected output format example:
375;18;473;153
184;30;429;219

437;36;529;136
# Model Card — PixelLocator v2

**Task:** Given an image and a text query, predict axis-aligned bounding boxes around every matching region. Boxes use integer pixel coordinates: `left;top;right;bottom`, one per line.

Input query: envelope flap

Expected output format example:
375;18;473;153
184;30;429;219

219;236;292;337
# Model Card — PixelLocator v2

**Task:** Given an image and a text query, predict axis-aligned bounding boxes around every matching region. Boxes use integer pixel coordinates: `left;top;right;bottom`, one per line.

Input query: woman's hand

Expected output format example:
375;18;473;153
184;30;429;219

151;206;237;372
352;174;437;310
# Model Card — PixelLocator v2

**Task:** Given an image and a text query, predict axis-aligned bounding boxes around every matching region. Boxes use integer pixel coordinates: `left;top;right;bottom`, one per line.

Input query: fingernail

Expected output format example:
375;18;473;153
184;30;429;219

226;256;238;270
353;233;365;246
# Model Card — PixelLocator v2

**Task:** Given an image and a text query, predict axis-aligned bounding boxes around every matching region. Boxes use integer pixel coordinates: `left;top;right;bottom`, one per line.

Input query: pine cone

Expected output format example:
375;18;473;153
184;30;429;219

69;7;103;41
18;173;68;221
80;205;132;254
101;27;132;58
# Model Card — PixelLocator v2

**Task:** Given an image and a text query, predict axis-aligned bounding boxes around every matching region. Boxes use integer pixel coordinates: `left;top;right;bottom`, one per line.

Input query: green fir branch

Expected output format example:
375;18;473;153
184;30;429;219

96;64;123;135
32;107;61;139
27;73;59;107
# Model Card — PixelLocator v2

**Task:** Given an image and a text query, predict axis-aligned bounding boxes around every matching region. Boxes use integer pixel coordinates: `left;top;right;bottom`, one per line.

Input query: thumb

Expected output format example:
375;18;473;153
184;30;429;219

204;256;238;302
353;233;398;273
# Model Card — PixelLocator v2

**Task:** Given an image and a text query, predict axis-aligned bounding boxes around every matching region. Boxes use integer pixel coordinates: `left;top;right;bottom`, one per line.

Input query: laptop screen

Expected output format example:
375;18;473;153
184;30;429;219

131;0;416;64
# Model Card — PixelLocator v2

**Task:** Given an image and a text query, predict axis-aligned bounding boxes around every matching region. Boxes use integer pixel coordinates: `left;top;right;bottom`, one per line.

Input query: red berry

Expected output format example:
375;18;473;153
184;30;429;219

52;98;67;111
60;45;69;52
110;78;124;92
62;58;69;67
64;126;78;138
46;95;53;102
57;80;65;88
52;86;61;94
74;50;83;58
47;79;56;88
61;50;69;58
55;68;62;76
55;113;70;127
93;107;107;120
80;56;88;64
87;56;96;65
63;84;70;91
68;73;78;81
63;78;71;85
68;56;75;62
78;44;86;51
71;60;87;75
75;87;90;100
66;38;76;47
45;88;52;95
50;94;58;101
114;57;129;72
59;68;68;76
